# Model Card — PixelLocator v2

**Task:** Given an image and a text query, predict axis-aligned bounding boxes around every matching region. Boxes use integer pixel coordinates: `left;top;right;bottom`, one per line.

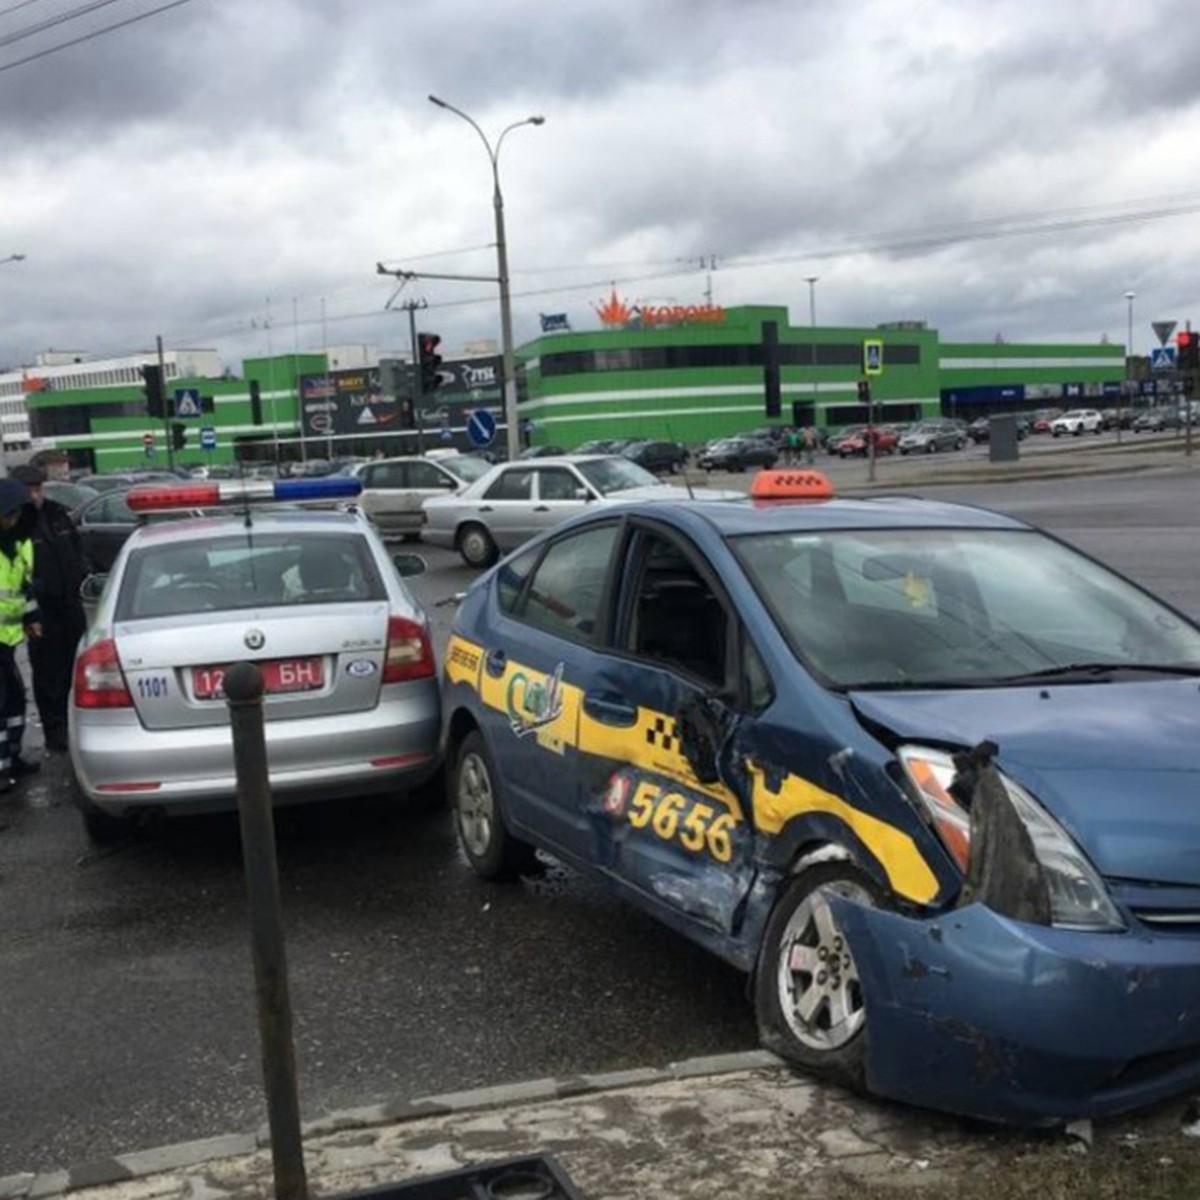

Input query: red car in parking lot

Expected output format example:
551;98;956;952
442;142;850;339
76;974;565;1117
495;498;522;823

837;426;899;458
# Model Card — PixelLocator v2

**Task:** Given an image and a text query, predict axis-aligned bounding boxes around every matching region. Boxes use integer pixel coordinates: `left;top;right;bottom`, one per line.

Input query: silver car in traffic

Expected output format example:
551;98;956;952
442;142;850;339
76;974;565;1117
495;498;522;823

421;455;737;567
69;508;440;841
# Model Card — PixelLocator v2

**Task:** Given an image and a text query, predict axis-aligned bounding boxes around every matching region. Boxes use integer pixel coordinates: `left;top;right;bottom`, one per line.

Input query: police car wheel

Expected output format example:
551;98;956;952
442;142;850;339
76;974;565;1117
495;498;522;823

452;731;538;881
458;524;498;569
754;862;881;1087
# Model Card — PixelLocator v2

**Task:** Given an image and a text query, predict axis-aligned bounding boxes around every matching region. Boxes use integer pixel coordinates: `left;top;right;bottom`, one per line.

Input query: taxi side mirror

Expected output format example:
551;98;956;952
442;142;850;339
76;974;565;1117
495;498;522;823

574;487;592;501
677;694;730;786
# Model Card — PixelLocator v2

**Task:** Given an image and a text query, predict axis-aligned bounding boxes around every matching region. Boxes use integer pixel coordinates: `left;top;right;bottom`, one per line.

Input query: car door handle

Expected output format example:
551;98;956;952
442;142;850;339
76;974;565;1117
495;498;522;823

485;648;507;677
533;505;550;512
478;505;493;513
584;692;638;726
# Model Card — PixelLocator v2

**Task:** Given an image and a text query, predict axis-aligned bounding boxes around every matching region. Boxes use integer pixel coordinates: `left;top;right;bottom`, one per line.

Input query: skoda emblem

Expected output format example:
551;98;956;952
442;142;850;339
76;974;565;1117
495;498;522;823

244;629;265;651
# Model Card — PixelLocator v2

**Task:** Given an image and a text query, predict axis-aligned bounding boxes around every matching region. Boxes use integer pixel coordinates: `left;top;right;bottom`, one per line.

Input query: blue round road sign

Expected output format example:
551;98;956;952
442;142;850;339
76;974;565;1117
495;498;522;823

466;408;497;448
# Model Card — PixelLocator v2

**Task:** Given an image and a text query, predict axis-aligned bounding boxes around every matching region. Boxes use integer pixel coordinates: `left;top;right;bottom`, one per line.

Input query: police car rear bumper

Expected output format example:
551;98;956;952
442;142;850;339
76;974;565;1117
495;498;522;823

69;681;440;816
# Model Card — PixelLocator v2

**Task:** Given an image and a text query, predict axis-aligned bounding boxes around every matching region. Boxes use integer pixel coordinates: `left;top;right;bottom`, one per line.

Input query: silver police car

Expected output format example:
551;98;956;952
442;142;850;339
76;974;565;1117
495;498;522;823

69;477;440;841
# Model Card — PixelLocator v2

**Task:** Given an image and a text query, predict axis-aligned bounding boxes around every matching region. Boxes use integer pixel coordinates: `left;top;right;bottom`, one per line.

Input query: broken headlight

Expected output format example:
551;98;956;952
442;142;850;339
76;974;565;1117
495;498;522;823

899;746;1124;932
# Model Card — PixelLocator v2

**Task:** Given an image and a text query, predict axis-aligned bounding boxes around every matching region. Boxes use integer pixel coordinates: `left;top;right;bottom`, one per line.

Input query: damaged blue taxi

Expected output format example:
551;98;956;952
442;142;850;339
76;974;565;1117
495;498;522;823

440;469;1200;1125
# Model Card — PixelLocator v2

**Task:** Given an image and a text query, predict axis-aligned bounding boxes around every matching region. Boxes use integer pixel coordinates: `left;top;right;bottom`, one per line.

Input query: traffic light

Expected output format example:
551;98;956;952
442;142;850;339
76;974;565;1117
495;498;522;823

170;423;186;451
249;379;263;425
857;379;871;403
418;333;443;394
141;363;166;419
1177;331;1199;371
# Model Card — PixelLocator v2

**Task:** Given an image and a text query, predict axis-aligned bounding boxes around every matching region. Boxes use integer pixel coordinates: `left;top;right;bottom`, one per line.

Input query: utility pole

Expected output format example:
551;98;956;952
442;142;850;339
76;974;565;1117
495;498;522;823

401;298;428;455
157;335;173;470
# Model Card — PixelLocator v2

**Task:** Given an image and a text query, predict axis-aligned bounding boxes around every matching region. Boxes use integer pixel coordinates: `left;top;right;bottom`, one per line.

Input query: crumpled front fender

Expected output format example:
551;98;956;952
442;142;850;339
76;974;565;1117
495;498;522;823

830;895;1200;1126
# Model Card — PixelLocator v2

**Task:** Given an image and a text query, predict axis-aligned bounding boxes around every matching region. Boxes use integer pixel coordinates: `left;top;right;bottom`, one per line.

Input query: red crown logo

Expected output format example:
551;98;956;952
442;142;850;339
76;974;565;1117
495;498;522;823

593;289;633;326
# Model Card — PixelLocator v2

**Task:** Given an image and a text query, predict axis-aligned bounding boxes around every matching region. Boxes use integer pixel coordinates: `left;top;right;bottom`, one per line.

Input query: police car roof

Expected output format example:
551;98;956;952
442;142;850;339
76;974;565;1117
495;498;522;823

673;494;1032;537
128;509;365;546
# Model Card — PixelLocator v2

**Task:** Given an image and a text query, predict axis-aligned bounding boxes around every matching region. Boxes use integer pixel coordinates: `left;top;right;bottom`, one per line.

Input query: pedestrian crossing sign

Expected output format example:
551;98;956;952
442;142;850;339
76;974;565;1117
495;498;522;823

174;388;202;418
863;339;884;376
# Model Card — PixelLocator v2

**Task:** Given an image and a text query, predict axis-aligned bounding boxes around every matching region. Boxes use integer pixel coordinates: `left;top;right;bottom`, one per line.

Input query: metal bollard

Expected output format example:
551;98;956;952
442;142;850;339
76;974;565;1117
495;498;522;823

225;662;308;1200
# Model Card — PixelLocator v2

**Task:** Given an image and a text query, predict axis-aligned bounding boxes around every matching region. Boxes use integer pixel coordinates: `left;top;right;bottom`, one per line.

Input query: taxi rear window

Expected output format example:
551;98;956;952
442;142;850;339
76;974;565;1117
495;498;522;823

116;532;386;620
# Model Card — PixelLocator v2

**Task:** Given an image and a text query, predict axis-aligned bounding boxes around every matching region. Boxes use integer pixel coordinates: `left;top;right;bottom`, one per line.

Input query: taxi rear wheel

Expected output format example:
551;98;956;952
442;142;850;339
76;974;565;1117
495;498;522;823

458;523;498;569
451;731;537;881
754;862;881;1090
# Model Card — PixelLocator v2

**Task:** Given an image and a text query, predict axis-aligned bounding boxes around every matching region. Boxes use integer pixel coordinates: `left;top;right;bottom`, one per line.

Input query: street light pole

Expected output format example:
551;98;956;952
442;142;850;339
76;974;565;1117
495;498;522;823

1124;290;1136;445
805;276;818;432
429;96;544;462
0;254;25;268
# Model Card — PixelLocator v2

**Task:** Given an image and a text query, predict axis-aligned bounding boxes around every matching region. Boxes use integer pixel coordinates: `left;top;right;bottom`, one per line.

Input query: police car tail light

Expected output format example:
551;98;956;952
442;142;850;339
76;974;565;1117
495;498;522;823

898;746;970;872
383;616;434;683
74;638;133;709
126;477;362;512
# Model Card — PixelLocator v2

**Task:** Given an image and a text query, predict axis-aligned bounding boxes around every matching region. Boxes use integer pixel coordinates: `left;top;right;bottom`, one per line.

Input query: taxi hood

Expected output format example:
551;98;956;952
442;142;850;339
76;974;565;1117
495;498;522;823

851;681;1200;885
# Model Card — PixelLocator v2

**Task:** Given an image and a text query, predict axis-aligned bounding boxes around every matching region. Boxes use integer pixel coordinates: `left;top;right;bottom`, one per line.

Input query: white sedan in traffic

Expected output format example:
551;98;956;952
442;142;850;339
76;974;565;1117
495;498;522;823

1051;409;1103;436
422;455;738;567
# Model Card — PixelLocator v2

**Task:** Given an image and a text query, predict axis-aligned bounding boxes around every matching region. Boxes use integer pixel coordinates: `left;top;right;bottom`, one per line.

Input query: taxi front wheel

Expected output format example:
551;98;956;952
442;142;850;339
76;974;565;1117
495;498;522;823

754;862;882;1090
451;731;538;881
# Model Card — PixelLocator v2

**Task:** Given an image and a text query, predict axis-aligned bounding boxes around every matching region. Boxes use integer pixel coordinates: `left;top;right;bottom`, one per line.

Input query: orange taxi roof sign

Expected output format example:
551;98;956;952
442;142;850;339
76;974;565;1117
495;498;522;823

749;468;835;501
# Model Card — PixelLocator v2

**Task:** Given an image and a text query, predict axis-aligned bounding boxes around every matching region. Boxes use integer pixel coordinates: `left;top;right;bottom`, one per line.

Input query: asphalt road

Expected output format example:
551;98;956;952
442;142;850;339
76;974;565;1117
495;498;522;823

2;468;1199;1174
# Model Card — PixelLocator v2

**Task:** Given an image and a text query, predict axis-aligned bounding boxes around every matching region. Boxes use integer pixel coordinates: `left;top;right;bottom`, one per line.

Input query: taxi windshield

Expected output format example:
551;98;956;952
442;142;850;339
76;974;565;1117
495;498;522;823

117;531;387;620
733;527;1200;690
576;456;662;495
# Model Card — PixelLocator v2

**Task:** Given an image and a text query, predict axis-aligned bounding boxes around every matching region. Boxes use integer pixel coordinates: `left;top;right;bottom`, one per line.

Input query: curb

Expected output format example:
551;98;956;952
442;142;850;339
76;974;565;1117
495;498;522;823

8;1050;786;1198
841;456;1195;491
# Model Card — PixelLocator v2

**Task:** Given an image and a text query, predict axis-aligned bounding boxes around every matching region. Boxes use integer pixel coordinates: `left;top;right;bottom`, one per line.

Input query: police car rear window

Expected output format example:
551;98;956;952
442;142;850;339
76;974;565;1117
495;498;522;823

116;532;386;620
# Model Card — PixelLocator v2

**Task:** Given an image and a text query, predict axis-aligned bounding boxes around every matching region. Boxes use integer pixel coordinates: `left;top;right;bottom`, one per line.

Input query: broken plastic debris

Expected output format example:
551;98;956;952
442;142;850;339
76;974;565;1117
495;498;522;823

1065;1118;1093;1150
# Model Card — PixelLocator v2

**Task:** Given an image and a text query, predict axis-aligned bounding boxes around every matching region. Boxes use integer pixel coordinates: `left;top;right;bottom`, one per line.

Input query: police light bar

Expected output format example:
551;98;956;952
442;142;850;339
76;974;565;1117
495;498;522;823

126;476;363;513
749;469;835;502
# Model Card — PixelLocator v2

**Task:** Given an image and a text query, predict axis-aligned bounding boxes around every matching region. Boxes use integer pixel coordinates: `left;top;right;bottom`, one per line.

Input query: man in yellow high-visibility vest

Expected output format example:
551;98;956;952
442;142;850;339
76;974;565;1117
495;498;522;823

0;478;41;790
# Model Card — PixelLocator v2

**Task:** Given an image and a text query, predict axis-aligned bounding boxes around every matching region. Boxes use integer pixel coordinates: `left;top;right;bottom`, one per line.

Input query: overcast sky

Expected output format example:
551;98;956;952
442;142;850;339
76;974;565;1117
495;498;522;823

1;0;1198;372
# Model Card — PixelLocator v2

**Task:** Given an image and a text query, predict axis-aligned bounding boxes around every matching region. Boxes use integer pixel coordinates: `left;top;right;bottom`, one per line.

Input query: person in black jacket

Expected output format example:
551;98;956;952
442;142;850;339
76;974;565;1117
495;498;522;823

12;465;87;754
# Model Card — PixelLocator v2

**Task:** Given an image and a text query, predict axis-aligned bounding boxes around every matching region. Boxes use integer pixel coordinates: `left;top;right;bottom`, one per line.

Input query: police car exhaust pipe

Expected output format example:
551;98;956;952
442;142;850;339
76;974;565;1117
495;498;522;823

225;661;308;1200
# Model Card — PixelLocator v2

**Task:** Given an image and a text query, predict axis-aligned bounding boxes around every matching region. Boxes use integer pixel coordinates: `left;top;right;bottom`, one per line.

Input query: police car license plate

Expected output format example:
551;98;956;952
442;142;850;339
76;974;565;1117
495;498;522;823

193;658;325;700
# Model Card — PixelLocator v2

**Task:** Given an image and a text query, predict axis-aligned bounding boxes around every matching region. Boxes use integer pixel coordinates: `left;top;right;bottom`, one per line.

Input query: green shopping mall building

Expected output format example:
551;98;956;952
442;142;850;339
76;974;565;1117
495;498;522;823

518;302;1129;448
14;301;1131;469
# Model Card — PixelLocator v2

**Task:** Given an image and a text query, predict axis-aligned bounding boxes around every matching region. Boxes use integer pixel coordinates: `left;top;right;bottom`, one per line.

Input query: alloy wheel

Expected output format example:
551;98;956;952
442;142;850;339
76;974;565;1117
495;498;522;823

776;880;873;1051
456;751;494;859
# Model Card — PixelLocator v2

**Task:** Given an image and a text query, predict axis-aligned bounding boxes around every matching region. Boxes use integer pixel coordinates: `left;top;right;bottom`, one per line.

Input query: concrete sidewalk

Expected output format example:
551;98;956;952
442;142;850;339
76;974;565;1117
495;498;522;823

6;1051;1200;1200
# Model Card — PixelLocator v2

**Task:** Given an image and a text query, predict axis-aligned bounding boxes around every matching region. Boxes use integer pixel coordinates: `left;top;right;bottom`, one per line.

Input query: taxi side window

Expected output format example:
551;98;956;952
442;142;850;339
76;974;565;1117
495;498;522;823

366;463;406;490
518;524;618;644
626;532;728;688
742;634;773;712
484;469;534;501
497;546;540;615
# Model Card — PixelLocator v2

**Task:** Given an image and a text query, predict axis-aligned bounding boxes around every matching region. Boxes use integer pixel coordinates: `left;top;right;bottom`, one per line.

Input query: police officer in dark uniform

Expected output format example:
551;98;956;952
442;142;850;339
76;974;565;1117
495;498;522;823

0;477;40;787
11;465;86;755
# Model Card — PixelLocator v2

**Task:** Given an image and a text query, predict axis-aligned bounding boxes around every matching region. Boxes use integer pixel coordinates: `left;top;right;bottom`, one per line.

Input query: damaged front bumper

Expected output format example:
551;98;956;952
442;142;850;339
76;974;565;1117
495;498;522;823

832;897;1200;1125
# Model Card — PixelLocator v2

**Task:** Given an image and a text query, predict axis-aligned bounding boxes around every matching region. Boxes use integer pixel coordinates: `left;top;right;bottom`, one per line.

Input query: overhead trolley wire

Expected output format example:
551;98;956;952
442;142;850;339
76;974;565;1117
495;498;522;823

0;0;200;74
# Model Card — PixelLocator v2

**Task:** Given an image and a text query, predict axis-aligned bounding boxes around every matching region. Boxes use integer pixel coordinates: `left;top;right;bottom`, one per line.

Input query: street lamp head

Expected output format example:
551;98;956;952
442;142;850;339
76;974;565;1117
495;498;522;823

428;94;448;109
11;254;25;262
529;116;546;125
1125;291;1136;301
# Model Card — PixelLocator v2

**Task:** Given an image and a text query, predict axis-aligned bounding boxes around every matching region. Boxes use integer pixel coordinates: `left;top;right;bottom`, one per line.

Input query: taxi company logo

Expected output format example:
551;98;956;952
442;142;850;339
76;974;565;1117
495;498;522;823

244;629;265;650
506;663;565;737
